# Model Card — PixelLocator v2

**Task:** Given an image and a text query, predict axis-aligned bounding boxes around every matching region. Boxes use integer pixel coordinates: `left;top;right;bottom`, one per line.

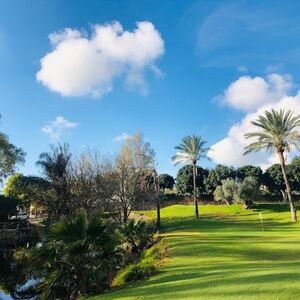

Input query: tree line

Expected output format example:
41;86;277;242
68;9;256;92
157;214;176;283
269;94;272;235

170;160;300;201
3;132;159;225
165;109;300;223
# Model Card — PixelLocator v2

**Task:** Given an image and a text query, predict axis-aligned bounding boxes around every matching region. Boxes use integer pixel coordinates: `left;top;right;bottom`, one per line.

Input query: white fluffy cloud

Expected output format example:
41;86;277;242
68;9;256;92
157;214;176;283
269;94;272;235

42;116;77;139
209;73;300;169
36;21;165;98
113;132;131;142
217;73;292;112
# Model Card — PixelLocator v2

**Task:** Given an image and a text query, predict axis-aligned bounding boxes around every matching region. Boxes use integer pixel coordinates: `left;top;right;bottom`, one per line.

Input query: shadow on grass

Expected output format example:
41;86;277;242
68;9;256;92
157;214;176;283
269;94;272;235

95;204;300;300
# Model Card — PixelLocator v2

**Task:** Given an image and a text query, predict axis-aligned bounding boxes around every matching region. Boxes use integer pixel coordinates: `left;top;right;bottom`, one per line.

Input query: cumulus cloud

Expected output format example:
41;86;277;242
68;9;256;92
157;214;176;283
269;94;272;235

36;21;165;98
113;132;131;142
209;74;300;169
42;116;77;139
216;73;292;112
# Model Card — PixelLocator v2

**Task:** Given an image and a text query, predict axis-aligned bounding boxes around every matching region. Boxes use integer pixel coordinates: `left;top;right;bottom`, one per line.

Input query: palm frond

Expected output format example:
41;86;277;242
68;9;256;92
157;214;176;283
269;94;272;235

172;135;210;166
244;109;300;155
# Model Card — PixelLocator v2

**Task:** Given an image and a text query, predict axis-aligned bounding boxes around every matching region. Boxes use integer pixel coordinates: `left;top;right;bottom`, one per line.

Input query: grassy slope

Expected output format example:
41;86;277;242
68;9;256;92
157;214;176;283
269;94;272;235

91;204;300;300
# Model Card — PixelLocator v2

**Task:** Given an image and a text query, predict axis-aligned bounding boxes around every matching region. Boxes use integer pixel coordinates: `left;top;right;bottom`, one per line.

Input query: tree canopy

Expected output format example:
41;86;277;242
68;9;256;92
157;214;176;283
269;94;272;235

236;165;263;183
204;165;236;195
176;165;208;195
0;120;25;182
158;173;175;190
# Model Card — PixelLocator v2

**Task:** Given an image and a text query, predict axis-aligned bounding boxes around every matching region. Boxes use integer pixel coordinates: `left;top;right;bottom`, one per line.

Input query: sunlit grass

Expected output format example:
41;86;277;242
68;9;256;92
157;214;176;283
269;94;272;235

90;204;300;300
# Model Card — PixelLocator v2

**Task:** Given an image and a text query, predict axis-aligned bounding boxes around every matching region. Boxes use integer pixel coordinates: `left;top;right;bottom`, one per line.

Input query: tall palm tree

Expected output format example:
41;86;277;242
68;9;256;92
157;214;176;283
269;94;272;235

244;109;300;222
36;144;72;221
172;135;210;218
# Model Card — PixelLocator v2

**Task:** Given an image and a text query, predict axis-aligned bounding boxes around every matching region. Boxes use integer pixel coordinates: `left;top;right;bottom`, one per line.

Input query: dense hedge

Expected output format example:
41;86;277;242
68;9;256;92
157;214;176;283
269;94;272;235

159;193;300;207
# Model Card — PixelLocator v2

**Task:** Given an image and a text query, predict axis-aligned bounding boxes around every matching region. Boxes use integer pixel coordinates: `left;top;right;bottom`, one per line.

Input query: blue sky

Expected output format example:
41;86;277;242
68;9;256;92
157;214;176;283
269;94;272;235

2;0;300;177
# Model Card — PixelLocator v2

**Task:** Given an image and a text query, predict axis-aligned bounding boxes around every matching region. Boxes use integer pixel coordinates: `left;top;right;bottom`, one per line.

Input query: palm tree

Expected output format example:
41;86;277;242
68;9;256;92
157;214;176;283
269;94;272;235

172;135;210;218
29;209;122;299
36;144;72;221
244;109;300;222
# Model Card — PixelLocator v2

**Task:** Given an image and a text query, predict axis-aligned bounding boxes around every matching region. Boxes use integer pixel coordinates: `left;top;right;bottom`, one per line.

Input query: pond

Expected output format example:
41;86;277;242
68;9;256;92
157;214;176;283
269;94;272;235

0;241;40;299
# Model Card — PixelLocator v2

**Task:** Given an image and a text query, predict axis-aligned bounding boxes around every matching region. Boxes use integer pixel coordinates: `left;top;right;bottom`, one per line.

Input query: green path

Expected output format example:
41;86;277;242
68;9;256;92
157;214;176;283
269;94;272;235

91;204;300;300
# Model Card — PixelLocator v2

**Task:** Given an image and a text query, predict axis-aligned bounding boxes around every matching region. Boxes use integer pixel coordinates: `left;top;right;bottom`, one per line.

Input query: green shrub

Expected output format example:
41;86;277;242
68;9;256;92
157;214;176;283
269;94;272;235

113;258;157;287
113;240;166;287
142;240;167;261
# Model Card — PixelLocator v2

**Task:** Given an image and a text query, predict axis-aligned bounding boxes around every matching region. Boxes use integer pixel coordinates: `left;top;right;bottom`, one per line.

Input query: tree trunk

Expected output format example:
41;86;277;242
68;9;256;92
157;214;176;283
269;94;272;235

123;206;128;224
193;162;199;218
278;151;297;222
280;190;287;204
155;171;161;228
156;196;161;229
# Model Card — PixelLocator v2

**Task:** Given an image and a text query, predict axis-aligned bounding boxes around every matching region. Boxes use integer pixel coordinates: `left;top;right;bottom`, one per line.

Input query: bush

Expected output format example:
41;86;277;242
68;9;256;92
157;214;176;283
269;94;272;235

142;241;167;260
113;258;157;287
113;240;166;287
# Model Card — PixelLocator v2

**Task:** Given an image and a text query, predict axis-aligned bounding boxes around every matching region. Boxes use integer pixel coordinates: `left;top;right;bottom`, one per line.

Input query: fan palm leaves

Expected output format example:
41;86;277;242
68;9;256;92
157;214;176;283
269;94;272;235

244;109;300;222
172;135;210;218
30;209;123;299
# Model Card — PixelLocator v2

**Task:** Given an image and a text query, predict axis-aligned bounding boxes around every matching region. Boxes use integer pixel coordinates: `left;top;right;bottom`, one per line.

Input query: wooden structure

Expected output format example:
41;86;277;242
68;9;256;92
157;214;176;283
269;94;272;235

0;221;38;246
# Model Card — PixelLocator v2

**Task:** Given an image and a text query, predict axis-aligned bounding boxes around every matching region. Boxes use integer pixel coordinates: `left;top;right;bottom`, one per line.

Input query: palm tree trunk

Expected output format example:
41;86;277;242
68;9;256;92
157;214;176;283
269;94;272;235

193;162;199;218
278;151;297;222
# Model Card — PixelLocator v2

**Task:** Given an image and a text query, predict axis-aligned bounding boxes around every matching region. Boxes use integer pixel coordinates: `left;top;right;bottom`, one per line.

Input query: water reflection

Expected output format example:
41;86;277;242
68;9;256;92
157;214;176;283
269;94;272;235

0;244;38;300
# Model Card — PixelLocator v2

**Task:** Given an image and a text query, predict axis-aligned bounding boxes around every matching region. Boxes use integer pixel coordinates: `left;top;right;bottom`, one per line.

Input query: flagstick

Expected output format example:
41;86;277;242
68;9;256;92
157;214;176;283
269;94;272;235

259;212;264;231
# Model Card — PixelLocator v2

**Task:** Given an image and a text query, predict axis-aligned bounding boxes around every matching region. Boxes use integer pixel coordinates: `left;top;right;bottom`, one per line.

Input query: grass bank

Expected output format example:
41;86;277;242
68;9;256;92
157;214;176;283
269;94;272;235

90;204;300;300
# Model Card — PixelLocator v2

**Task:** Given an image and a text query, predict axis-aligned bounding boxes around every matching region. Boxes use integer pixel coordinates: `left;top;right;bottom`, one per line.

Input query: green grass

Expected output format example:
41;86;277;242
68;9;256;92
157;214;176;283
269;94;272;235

90;204;300;300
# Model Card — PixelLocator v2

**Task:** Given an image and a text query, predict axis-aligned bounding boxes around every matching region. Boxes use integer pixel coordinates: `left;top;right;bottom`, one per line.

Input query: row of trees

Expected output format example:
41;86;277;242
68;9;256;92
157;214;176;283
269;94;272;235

169;109;300;222
4;132;161;226
174;160;300;198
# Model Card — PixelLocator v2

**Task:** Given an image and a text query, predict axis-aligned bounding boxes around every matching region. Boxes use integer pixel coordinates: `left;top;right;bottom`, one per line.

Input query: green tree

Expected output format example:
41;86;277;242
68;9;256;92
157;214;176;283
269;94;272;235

3;173;50;211
289;157;300;193
0;195;19;221
0;118;25;182
244;109;300;222
235;176;260;208
176;165;208;195
213;178;238;205
204;165;236;195
28;209;122;299
262;164;287;199
172;135;210;218
236;165;263;183
158;174;175;190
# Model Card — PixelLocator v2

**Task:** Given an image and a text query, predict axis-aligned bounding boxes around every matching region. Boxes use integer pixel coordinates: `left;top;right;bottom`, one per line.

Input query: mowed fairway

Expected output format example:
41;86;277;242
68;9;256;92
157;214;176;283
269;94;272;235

92;204;300;300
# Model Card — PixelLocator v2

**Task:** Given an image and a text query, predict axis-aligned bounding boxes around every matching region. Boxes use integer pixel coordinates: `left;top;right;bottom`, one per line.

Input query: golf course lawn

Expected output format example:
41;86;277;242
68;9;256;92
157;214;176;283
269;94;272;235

91;204;300;300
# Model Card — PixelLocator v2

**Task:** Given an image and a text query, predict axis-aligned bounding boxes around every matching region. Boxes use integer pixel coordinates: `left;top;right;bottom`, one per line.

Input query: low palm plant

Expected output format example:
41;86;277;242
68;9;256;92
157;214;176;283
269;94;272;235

29;209;123;299
172;135;210;218
121;219;154;255
244;109;300;222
